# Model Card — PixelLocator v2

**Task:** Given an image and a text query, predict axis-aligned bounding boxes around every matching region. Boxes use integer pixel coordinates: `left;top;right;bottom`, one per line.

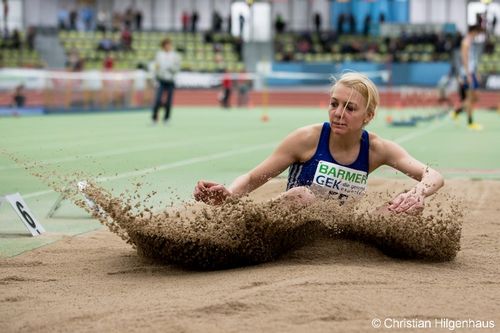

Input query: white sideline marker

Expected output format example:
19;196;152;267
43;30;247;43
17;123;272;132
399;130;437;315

0;193;45;236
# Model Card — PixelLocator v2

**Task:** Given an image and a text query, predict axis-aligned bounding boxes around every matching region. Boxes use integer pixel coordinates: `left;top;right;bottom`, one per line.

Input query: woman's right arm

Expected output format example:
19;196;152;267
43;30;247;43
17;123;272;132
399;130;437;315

193;126;316;204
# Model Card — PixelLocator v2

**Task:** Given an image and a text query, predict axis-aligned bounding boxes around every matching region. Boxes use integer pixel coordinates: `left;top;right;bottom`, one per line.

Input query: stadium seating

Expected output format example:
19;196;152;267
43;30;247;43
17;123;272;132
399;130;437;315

478;36;500;75
58;30;245;72
274;32;446;64
0;31;44;68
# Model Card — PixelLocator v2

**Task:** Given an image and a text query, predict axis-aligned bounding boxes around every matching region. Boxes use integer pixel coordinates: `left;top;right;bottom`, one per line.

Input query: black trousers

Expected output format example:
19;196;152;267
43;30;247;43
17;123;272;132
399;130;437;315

152;80;175;121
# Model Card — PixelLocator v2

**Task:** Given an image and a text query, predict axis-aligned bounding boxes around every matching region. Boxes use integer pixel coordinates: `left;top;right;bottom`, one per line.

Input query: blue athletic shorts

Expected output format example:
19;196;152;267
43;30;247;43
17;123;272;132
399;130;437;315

462;73;479;90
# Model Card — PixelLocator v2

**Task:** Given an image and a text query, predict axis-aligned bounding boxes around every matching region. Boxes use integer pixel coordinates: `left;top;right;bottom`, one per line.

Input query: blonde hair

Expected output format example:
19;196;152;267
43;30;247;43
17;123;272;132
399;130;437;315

330;72;380;118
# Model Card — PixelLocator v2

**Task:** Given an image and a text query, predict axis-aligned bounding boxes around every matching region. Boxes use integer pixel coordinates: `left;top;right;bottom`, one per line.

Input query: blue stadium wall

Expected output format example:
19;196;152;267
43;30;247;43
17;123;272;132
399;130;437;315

330;0;409;34
268;62;451;87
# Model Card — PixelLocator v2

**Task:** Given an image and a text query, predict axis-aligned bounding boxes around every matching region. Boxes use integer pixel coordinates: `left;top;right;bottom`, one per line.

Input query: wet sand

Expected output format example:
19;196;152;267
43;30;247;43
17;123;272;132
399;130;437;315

1;178;499;332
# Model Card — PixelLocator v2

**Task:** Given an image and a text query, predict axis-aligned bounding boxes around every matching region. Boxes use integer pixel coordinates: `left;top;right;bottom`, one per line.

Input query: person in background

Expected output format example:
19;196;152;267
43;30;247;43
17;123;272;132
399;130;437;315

13;84;26;108
348;13;356;34
124;6;134;29
314;13;322;34
191;11;199;33
58;6;69;30
26;26;36;50
275;14;285;34
239;14;245;37
363;14;371;36
337;13;345;35
220;68;232;109
2;0;8;33
455;24;484;130
103;53;114;70
237;69;251;107
69;8;78;30
135;8;143;31
120;26;133;51
10;28;20;49
97;32;116;51
96;10;108;32
212;11;223;32
81;6;94;31
151;38;181;125
66;48;84;71
182;11;190;32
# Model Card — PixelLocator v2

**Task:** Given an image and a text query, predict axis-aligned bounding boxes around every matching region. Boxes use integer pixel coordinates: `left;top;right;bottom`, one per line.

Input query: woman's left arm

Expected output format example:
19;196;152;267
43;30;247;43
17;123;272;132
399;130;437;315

379;139;444;214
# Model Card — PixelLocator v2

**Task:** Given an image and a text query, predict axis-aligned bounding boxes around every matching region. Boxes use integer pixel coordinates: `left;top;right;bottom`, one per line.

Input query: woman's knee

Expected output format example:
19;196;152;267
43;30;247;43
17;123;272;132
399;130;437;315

282;186;316;205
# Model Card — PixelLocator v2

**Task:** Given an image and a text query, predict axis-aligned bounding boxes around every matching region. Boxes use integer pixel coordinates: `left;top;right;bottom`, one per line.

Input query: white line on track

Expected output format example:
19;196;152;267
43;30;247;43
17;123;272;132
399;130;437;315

393;120;447;144
20;119;449;199
0;132;244;171
24;190;55;199
0;141;196;171
21;142;277;198
97;143;277;182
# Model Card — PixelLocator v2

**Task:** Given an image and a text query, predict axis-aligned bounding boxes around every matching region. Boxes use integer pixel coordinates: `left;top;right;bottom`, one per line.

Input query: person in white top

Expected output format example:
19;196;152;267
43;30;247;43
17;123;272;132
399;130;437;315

459;24;484;130
151;38;181;124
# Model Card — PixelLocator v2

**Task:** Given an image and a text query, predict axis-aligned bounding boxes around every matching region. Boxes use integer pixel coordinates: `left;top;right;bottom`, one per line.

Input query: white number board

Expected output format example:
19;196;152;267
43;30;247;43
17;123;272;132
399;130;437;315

1;193;45;236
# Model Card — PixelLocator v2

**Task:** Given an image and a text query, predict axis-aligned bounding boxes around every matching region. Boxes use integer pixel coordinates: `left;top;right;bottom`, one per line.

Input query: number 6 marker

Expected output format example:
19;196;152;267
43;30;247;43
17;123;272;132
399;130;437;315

1;193;45;236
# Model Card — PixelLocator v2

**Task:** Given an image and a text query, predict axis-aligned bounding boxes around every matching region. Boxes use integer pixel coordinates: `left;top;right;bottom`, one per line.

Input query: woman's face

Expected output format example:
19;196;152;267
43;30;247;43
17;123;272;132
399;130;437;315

328;83;371;135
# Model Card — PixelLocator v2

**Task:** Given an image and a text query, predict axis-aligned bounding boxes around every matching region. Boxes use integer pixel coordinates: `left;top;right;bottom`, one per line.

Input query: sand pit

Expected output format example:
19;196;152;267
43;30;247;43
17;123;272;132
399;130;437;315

1;178;499;332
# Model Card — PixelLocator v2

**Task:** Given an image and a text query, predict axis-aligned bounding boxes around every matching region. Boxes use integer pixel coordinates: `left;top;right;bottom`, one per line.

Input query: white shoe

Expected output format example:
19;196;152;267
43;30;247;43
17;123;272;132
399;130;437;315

77;181;107;218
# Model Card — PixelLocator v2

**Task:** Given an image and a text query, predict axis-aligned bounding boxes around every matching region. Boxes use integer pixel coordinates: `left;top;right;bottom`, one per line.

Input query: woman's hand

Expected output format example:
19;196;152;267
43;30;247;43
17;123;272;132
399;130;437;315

388;188;425;215
193;180;233;205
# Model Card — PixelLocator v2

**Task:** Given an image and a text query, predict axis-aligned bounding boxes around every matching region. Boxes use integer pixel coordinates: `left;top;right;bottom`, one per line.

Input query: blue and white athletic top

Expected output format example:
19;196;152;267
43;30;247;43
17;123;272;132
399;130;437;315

286;122;370;200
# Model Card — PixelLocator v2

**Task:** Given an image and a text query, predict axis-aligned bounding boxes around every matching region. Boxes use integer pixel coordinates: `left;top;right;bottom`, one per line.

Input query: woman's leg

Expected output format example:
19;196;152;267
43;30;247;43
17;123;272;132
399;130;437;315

275;186;316;208
151;81;164;122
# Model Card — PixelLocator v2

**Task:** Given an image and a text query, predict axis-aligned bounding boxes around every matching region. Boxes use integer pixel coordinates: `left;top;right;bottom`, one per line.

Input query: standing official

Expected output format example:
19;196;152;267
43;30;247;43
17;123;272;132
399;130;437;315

151;38;181;125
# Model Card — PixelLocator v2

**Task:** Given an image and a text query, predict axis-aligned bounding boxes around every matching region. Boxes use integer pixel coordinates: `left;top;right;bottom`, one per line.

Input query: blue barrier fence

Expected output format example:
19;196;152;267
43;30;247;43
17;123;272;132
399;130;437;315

268;62;451;87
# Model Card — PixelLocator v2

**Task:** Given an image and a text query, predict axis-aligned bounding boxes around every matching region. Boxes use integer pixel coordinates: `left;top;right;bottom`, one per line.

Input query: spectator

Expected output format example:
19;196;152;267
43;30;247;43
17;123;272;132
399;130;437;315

234;37;243;61
135;8;143;31
379;13;385;24
348;13;356;34
66;49;84;71
191;11;199;33
337;14;345;35
96;10;108;32
112;12;122;32
297;38;311;53
3;0;8;32
1;28;9;46
13;84;26;108
97;33;116;51
124;6;134;29
69;8;78;30
26;26;36;50
81;6;94;31
103;53;114;70
182;11;190;32
120;27;133;51
239;14;245;37
227;14;232;34
237;70;251;107
220;68;232;109
363;14;371;36
212;11;222;32
58;6;69;30
314;13;321;34
10;28;20;49
275;14;285;33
